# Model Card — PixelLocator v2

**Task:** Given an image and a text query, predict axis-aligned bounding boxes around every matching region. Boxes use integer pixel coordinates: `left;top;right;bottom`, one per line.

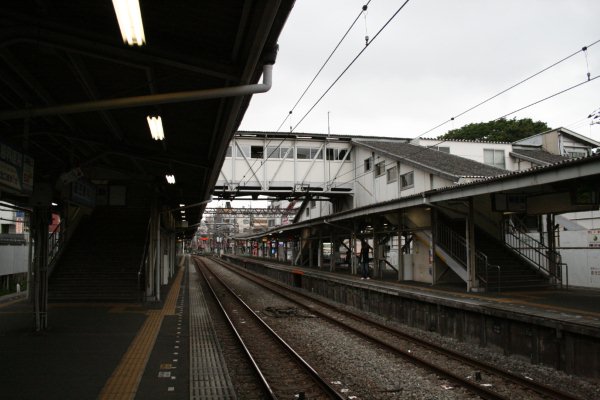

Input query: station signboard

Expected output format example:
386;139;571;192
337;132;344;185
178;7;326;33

0;142;34;195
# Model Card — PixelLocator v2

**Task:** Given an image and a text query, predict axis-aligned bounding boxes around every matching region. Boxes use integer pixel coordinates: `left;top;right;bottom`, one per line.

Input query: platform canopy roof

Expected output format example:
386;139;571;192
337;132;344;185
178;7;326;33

0;0;294;236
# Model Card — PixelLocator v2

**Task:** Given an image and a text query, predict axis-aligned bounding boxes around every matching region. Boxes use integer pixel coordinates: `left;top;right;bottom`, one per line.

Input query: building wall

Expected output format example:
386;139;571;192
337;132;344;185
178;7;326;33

0;245;28;276
511;157;535;171
0;209;17;233
559;231;600;288
353;146;455;209
0;207;28;277
416;139;514;170
560;135;591;157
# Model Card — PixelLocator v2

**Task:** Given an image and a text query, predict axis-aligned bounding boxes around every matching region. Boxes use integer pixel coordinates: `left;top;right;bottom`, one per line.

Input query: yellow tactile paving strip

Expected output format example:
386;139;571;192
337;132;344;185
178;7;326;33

99;266;184;400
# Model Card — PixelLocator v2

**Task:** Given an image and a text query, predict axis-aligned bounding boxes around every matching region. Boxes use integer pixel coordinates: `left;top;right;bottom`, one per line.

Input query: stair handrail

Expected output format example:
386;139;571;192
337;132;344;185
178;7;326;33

502;218;562;284
137;216;152;298
47;206;82;275
47;221;63;274
435;223;498;291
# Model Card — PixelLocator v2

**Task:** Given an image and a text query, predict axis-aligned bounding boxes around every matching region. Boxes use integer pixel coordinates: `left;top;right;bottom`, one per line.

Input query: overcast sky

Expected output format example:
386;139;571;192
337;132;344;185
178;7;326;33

239;0;600;140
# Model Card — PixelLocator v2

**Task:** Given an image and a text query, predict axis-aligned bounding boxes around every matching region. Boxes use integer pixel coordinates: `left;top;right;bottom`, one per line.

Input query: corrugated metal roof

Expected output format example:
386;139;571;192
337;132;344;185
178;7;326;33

354;139;506;179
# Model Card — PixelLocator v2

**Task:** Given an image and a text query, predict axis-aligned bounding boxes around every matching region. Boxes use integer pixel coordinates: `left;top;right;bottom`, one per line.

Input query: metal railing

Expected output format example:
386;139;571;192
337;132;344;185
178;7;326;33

47;207;83;275
501;218;563;285
435;223;467;264
47;220;65;275
435;223;500;291
137;216;153;300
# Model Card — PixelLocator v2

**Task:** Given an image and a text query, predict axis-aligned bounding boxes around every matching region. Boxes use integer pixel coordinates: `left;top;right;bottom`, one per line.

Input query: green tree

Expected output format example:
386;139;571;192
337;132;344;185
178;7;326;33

440;118;550;142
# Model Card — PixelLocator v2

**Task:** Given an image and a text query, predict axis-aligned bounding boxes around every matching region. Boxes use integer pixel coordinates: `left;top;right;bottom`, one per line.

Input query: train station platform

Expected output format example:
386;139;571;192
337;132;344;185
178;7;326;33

222;254;600;326
0;255;234;400
221;254;600;380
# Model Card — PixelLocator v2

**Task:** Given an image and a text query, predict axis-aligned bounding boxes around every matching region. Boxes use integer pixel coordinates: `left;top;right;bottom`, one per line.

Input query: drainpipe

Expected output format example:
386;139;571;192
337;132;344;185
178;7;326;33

0;60;276;120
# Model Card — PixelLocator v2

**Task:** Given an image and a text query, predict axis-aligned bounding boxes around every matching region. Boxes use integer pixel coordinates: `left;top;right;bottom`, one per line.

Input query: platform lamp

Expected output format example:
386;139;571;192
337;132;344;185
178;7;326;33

112;0;146;46
147;116;165;140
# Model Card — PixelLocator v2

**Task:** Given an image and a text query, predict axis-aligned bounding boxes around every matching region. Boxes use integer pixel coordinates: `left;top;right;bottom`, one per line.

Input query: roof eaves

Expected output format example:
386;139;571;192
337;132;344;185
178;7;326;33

509;151;549;165
354;140;462;181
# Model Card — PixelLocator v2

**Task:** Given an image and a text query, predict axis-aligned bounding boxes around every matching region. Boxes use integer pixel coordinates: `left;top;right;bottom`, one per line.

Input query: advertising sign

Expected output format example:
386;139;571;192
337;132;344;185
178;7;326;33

588;229;600;248
0;142;34;195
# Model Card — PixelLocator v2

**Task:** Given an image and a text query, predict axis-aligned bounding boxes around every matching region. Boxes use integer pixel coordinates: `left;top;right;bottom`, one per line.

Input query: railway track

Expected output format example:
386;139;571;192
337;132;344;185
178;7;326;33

194;257;345;400
208;256;583;400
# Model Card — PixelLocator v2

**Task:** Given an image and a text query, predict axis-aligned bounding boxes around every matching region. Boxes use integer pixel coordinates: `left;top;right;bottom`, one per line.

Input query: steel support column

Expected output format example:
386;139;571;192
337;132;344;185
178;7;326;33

397;211;404;281
32;206;50;331
466;197;478;292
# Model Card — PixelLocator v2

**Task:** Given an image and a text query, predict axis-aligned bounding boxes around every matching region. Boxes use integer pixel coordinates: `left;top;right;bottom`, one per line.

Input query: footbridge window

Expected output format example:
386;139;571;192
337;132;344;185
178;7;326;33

251;145;264;159
267;146;292;159
237;145;250;158
297;147;322;160
326;148;352;161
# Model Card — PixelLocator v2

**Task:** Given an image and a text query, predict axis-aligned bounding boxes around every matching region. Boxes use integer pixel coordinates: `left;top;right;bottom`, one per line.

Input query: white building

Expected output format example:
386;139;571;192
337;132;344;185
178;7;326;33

0;206;29;292
222;129;600;290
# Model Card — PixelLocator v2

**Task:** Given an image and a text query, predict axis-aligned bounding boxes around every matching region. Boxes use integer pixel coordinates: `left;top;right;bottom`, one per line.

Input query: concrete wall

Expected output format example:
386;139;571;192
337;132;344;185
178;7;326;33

0;245;28;276
560;231;600;289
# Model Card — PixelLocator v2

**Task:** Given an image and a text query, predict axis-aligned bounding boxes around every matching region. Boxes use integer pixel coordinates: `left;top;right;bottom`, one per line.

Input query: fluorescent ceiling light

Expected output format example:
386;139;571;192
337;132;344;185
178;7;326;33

146;116;164;140
113;0;146;46
166;174;175;184
179;203;185;207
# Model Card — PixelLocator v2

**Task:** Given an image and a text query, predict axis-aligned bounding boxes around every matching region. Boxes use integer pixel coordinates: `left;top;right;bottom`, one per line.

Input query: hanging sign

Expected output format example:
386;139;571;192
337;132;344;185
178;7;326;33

0;142;34;195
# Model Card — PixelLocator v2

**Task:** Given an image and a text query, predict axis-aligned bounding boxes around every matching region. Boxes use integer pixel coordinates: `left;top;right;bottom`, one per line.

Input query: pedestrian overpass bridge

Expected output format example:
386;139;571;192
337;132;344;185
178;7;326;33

214;131;364;200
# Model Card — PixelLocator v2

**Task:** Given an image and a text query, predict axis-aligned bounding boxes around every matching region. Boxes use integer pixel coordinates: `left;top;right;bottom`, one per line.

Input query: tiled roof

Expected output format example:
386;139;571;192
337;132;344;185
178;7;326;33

424;137;512;144
354;139;506;179
511;149;569;164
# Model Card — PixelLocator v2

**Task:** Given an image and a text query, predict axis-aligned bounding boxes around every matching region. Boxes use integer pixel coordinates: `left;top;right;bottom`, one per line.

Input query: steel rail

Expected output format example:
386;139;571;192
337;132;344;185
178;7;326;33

193;257;276;399
212;256;583;400
195;257;345;400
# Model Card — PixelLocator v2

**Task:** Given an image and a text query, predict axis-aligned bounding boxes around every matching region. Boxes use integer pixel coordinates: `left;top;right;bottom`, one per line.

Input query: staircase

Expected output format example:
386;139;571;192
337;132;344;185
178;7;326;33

49;206;150;302
474;230;551;291
436;218;551;292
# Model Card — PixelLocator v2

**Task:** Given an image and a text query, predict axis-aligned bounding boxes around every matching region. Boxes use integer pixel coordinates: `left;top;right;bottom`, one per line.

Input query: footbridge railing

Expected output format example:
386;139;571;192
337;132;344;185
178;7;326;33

435;223;500;292
501;218;564;287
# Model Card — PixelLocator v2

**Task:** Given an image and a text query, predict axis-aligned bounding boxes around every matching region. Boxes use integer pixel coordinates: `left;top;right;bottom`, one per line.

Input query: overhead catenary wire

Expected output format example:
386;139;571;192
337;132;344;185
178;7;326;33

275;1;373;133
240;0;413;187
495;75;600;122
325;39;600;188
328;72;600;189
416;38;600;139
291;0;412;133
239;18;599;192
239;2;374;186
